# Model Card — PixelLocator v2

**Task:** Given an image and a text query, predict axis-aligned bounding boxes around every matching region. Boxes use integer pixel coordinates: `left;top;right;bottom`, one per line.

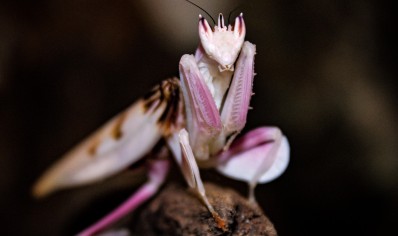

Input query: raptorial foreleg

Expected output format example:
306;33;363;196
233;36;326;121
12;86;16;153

179;54;222;159
218;41;256;150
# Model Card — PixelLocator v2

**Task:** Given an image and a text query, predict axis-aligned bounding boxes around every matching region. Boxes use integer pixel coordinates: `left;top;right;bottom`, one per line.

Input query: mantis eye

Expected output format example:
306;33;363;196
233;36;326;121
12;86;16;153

198;15;213;38
233;13;245;38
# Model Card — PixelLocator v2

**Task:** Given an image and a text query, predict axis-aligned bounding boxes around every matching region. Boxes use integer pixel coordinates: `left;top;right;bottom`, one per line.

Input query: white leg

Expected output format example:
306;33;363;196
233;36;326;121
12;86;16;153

178;129;214;214
176;129;227;230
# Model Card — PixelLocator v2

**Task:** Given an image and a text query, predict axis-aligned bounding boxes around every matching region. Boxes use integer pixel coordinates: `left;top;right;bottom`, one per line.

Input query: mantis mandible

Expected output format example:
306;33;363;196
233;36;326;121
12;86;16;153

33;12;290;235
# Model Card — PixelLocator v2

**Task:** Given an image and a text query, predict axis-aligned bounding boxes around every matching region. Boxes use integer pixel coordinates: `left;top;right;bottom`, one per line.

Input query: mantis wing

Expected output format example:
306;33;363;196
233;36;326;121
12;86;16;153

33;78;183;197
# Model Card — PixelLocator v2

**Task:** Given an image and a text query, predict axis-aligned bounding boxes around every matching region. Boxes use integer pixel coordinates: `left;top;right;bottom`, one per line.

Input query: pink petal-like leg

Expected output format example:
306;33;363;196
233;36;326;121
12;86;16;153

78;160;169;236
216;127;290;202
179;54;222;160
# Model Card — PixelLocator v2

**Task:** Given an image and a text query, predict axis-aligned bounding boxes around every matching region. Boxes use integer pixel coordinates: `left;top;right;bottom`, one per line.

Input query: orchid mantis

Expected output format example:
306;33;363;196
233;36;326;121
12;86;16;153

33;13;290;235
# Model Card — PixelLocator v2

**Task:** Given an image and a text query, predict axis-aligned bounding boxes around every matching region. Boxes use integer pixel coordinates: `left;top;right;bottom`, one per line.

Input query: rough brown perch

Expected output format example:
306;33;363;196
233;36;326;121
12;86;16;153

133;183;277;236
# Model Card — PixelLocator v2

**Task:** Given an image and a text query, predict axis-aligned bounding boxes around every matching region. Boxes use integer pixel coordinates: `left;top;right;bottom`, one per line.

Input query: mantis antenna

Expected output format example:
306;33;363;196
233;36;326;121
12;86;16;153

184;0;216;25
227;5;242;26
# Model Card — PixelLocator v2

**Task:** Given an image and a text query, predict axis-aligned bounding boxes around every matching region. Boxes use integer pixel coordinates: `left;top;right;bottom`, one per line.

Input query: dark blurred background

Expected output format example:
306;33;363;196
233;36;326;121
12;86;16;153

1;0;396;235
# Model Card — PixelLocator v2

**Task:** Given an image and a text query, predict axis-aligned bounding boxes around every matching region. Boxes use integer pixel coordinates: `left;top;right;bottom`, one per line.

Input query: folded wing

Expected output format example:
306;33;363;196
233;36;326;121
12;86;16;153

33;78;183;197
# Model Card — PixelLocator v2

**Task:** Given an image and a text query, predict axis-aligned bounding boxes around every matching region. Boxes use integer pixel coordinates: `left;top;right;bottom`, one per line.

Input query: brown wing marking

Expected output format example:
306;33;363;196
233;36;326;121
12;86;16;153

88;138;100;156
111;110;128;140
143;77;185;137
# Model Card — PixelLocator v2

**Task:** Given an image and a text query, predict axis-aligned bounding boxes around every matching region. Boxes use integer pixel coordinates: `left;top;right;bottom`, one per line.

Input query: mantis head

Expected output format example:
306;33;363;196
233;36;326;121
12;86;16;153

198;13;246;72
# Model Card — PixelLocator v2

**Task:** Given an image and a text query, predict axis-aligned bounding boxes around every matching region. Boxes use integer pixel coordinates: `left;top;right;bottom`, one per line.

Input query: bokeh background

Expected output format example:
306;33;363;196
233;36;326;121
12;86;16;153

1;0;396;235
